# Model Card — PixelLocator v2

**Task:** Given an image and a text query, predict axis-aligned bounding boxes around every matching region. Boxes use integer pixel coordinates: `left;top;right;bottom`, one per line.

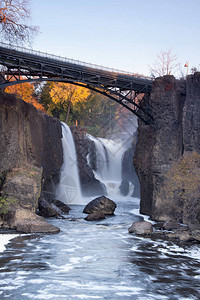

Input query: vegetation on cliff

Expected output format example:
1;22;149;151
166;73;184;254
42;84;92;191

5;82;46;112
165;152;200;224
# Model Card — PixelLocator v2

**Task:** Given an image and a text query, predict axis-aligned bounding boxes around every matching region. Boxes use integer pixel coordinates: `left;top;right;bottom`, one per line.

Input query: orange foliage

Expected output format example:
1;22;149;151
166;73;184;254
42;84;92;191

5;82;46;112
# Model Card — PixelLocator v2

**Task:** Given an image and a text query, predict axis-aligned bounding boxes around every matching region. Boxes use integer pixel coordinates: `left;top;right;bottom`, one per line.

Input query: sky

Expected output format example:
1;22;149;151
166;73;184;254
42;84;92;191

30;0;200;76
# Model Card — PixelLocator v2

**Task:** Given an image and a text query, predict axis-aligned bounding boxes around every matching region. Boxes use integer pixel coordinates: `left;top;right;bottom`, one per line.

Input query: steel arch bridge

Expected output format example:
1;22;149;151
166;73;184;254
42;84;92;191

0;43;153;124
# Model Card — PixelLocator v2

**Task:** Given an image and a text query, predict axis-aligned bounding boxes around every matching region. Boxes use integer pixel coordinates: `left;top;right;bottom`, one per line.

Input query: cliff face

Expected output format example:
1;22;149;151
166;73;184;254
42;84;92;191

70;126;106;196
133;73;200;222
0;92;63;233
0;92;63;181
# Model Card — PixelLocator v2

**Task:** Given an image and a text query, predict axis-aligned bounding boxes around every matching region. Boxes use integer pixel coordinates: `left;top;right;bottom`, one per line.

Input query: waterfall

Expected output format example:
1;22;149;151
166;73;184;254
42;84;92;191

55;122;83;205
87;135;125;196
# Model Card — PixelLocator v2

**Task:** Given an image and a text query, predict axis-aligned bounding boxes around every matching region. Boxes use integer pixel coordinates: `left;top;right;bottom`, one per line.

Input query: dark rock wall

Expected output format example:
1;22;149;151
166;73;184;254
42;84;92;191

70;126;106;196
121;133;140;197
133;74;200;221
0;92;63;185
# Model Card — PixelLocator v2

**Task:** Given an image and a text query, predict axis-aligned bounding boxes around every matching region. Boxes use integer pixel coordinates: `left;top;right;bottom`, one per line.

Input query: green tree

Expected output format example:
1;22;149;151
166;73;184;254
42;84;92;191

0;193;17;221
38;82;119;136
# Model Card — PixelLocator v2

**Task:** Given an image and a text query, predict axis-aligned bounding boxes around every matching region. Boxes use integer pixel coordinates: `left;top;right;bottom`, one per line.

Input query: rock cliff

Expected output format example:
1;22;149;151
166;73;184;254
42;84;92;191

0;92;63;232
0;92;63;180
133;73;200;222
70;126;106;196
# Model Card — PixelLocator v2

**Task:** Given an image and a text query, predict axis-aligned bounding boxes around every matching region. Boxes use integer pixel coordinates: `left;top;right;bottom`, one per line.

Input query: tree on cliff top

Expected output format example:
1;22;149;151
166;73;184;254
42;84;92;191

165;152;200;224
5;82;46;112
149;49;180;78
0;0;39;44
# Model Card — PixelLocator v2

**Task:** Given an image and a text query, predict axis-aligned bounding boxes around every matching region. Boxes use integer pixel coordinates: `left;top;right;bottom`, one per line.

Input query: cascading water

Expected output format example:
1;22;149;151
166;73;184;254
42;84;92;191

87;135;126;196
55;122;83;204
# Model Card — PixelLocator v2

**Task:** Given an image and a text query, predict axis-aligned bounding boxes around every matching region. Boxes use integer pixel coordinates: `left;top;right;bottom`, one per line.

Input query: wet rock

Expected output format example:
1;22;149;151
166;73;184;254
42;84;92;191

119;180;129;196
179;231;192;242
38;198;61;218
190;230;200;242
121;138;140;198
51;199;70;214
163;221;180;231
85;211;105;221
128;221;153;235
38;198;70;218
165;232;180;240
6;208;60;233
166;230;193;243
188;224;200;231
153;222;165;230
70;127;106;196
83;196;116;215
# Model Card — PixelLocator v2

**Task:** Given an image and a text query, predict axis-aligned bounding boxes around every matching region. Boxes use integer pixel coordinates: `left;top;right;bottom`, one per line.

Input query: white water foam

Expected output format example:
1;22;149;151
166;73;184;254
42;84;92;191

56;122;83;204
87;135;125;196
0;234;19;252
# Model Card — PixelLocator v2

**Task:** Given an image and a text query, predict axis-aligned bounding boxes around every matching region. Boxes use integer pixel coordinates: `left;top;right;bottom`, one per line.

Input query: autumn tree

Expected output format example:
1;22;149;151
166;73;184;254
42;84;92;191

49;83;90;124
38;82;119;136
0;0;39;44
149;49;180;78
5;82;45;112
164;152;200;224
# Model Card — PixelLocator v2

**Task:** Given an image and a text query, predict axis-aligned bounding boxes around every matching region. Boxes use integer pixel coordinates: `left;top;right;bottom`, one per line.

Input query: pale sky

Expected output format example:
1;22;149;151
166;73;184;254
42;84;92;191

31;0;200;76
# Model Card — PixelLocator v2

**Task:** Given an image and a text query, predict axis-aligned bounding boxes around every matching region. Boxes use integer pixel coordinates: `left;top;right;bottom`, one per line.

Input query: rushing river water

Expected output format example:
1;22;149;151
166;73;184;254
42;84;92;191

0;196;200;300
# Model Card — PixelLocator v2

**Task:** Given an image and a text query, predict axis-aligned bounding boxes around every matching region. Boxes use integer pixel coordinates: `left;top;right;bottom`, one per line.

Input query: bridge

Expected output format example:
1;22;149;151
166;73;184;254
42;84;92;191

0;43;153;124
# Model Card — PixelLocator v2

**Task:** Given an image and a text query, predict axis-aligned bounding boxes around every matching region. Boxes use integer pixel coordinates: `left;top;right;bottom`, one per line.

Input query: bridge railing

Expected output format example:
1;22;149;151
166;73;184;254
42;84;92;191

0;42;152;80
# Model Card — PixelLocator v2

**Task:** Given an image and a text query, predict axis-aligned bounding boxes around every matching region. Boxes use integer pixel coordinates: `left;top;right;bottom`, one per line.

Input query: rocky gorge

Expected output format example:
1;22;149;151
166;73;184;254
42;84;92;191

0;73;200;238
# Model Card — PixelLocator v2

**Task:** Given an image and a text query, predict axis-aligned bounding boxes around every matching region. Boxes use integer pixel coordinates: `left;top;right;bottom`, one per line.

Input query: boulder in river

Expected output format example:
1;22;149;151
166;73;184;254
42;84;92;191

128;221;153;235
163;221;181;231
38;198;70;218
83;196;116;215
85;211;105;221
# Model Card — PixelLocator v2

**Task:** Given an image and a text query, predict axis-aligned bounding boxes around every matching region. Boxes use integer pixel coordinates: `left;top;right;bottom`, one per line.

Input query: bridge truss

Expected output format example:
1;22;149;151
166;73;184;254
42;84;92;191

0;43;153;124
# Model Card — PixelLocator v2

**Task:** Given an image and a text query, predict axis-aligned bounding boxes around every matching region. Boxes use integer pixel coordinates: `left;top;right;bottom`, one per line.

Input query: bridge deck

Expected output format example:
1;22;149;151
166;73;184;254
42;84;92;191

0;43;153;124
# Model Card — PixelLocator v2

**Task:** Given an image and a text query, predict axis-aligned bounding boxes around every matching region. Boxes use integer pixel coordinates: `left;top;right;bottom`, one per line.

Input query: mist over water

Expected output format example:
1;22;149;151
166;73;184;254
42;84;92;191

87;135;125;196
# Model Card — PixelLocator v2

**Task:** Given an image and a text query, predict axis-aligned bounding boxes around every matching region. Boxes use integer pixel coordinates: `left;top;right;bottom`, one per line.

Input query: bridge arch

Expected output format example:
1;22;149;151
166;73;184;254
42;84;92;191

0;43;153;124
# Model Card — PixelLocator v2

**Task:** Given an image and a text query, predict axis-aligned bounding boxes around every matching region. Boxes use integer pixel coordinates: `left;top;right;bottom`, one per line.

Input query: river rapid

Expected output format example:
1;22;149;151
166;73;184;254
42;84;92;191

0;196;200;300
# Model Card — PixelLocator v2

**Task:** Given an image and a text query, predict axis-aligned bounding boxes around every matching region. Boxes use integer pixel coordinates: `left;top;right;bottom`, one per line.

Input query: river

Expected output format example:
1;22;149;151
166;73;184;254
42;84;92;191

1;196;200;299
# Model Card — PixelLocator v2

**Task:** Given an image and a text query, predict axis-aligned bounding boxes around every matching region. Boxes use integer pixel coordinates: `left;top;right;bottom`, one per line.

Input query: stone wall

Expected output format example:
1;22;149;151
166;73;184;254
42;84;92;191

133;73;200;222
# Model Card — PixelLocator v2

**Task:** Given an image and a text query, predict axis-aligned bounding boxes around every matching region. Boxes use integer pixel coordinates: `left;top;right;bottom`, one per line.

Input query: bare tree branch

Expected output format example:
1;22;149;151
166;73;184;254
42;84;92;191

0;0;39;45
149;49;180;78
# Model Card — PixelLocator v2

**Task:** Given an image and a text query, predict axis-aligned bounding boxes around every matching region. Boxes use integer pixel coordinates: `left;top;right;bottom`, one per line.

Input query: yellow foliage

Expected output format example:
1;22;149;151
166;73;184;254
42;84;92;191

49;83;90;106
5;82;46;112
